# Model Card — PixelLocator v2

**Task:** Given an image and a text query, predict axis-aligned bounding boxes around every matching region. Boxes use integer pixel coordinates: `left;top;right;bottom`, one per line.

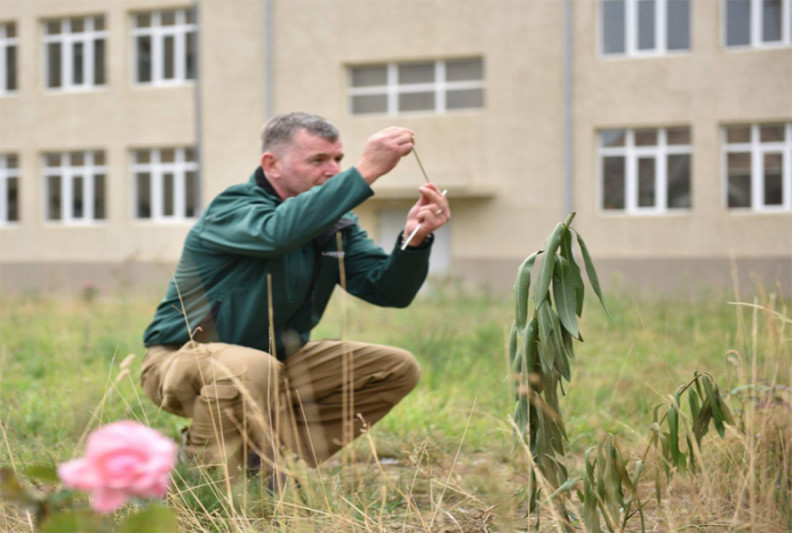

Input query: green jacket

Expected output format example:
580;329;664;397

143;166;432;360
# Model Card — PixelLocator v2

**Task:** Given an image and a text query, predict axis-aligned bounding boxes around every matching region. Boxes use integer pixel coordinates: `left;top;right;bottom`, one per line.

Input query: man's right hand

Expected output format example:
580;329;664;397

355;127;415;185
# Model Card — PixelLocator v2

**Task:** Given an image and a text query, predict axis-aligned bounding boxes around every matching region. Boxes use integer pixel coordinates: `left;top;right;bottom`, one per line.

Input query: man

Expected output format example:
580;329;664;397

140;112;450;477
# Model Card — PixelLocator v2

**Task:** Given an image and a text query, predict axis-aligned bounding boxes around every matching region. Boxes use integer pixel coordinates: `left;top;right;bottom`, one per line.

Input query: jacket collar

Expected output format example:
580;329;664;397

254;166;282;202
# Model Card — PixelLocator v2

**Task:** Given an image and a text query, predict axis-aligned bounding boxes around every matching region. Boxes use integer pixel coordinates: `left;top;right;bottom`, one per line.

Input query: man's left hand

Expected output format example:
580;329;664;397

402;184;451;248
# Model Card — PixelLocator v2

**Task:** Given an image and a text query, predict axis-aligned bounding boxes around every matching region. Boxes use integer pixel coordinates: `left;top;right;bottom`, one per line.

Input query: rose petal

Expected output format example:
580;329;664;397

90;487;130;514
58;458;101;490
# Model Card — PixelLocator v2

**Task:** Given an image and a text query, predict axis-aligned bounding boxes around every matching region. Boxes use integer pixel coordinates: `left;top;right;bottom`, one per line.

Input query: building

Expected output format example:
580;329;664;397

0;0;791;297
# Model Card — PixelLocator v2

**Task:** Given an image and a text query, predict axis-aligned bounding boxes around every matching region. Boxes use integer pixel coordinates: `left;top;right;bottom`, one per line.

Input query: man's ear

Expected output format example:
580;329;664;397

261;152;281;179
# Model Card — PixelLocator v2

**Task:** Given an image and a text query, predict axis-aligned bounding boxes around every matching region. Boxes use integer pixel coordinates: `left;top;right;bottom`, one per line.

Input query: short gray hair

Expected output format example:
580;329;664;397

260;112;340;154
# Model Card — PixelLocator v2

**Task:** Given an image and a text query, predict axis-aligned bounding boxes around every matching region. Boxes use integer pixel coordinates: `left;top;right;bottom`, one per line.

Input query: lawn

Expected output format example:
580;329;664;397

0;281;791;532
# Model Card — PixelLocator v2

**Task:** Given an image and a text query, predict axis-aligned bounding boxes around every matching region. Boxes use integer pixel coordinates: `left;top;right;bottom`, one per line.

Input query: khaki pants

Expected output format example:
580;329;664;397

140;340;419;475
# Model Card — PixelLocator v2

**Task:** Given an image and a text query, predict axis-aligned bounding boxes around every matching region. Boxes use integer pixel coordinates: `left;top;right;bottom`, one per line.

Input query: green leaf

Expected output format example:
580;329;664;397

40;510;104;533
575;230;608;314
534;223;565;309
514;252;540;324
560;229;585;317
702;376;725;438
121;503;179;533
552;256;580;338
23;464;60;484
667;405;686;469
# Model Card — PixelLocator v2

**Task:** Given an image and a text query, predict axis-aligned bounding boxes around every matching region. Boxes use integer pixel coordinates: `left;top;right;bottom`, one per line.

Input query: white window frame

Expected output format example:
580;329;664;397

598;127;692;214
723;123;791;212
722;0;792;49
131;8;197;87
600;0;691;57
0;154;20;225
42;16;107;92
131;148;200;222
0;22;19;95
42;151;107;224
348;58;484;116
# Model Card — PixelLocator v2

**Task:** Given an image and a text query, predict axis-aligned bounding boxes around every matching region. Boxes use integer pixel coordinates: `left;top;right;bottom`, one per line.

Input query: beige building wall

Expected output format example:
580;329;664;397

0;0;791;296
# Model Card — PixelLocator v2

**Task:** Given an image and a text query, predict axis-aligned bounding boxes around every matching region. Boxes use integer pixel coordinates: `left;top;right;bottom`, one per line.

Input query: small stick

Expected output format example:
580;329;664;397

411;147;431;184
401;189;447;250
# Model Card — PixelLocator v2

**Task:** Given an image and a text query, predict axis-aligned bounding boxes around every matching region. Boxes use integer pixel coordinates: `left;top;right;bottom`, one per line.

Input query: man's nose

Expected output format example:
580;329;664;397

324;160;340;176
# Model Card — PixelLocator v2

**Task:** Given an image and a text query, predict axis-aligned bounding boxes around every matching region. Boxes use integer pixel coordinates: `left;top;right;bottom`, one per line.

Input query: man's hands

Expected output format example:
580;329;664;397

403;184;451;248
355;127;415;185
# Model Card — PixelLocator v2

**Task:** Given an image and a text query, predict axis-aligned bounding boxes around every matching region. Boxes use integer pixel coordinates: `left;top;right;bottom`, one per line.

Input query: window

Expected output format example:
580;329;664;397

601;0;690;56
724;0;791;47
43;16;106;90
599;127;691;213
132;147;199;220
724;123;791;211
0;22;18;94
132;8;197;85
348;58;484;116
42;151;106;223
0;154;19;223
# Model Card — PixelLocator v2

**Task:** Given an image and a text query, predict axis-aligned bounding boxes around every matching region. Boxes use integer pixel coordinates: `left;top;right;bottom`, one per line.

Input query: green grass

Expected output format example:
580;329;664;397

0;284;791;531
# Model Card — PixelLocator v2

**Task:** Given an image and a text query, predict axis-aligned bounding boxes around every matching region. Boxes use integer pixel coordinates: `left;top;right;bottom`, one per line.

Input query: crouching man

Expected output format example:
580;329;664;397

140;112;450;477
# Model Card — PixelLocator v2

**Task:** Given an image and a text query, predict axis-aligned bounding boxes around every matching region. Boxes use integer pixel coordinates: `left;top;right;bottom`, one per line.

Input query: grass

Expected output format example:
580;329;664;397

0;282;791;532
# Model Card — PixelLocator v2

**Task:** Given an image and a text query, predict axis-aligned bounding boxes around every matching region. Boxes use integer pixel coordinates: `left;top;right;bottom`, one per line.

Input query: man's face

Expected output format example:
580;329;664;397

265;129;344;199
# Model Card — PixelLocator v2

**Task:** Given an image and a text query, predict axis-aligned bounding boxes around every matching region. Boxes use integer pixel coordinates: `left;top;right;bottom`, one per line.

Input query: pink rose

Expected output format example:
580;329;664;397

57;421;177;513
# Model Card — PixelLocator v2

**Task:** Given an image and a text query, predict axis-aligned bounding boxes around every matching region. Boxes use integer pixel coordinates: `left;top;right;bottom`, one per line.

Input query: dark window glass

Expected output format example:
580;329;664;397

667;0;691;50
759;124;784;142
164;35;175;79
136;173;151;218
47;175;62;220
762;0;783;42
72;176;84;218
6;45;17;91
726;0;751;46
7;177;18;221
351;65;387;87
185;32;197;79
352;94;388;114
135;150;151;164
160;149;175;163
638;0;656;50
603;156;625;210
601;130;625;147
635;129;657;146
398;63;435;84
603;0;626;54
137;36;152;83
47;42;62;88
135;13;151;28
163;173;174;216
445;58;483;81
667;127;691;145
70;152;84;166
94;39;105;85
726;125;751;143
667;154;691;208
398;91;435;112
162;10;176;26
763;153;783;205
70;18;84;33
185;170;197;217
446;88;483;110
72;42;84;85
93;16;105;31
727;152;751;208
637;158;656;207
94;175;105;219
46;21;61;35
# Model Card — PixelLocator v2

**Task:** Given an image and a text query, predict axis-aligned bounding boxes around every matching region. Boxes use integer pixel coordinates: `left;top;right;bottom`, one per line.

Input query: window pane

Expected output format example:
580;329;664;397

6;155;18;168
726;0;751;46
762;0;783;41
135;150;151;164
135;13;151;28
136;173;151;218
185;170;197;217
667;0;691;49
185;8;196;24
185;147;196;162
398;91;435;112
162;10;176;26
398;62;435;84
726;125;751;143
763;153;783;205
351;65;387;87
72;42;84;85
602;156;625;210
93;16;105;31
94;39;105;85
70;152;84;166
160;149;175;163
6;46;17;91
163;173;175;216
46;21;62;35
637;158;656;207
93;151;105;165
70;18;84;33
164;35;175;79
72;176;84;218
446;58;483;81
602;0;626;54
667;127;691;145
351;94;388;114
446;88;483;110
7;177;18;221
601;129;625;147
137;36;152;83
667;154;691;208
94;174;105;219
47;42;62;88
635;129;657;146
185;32;197;79
638;0;656;50
4;22;16;38
759;124;785;142
47;175;62;220
45;154;60;167
727;152;751;207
